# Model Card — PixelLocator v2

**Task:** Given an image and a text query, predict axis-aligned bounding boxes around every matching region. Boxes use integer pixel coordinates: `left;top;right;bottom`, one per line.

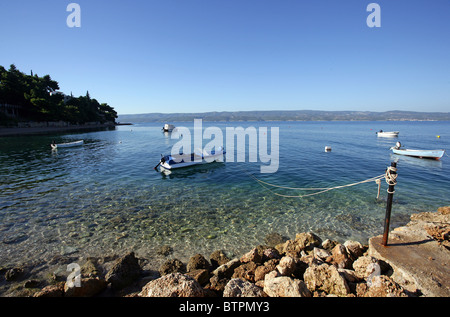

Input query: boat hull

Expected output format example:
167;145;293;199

392;148;445;160
51;140;84;149
159;150;225;170
377;131;399;137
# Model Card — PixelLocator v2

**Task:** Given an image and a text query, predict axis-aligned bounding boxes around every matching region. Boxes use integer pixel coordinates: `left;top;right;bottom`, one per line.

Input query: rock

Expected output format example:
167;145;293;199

263;274;311;297
212;258;241;279
321;239;338;251
186;269;210;285
209;250;230;269
264;232;289;247
255;259;279;282
356;275;408;297
159;259;186;276
304;263;350;296
187;254;210;272
157;245;173;256
139;273;205;297
208;275;229;293
240;248;262;264
262;248;281;261
294;232;322;251
338;268;361;283
24;280;41;288
33;284;65;297
437;206;450;215
232;262;258;282
276;256;296;276
105;252;142;290
330;244;353;269
344;240;365;259
5;267;24;281
81;258;103;278
2;233;28;245
282;232;322;257
223;278;266;297
352;256;379;280
313;247;331;261
64;277;107;297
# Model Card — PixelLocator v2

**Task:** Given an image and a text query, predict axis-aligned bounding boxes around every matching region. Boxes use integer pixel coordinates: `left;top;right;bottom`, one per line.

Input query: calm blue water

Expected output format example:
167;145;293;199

1;121;449;268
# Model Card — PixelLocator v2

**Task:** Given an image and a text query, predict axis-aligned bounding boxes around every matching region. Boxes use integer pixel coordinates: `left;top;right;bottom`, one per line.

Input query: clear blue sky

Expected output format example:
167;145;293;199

1;0;449;114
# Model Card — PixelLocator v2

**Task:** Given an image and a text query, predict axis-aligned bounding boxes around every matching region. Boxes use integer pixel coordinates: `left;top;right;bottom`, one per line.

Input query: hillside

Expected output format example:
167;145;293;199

118;110;450;123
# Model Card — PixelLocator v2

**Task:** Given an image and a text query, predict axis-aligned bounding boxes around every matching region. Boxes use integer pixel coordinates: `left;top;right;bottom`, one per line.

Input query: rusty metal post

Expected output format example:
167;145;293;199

382;162;397;246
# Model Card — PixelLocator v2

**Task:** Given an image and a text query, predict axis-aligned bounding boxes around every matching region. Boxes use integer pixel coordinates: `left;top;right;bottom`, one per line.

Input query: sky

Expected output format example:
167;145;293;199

0;0;449;115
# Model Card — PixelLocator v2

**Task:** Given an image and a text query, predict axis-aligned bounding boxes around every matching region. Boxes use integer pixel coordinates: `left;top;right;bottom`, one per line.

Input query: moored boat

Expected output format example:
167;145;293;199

390;142;445;160
51;140;84;150
155;147;225;170
162;124;175;132
376;130;399;137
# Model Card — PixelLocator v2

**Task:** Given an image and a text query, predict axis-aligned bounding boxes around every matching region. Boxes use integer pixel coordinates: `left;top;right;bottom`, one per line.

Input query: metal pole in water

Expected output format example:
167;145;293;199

382;162;397;246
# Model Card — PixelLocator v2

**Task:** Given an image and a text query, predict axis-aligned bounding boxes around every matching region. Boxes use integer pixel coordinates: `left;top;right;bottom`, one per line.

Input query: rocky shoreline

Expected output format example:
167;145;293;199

1;207;448;298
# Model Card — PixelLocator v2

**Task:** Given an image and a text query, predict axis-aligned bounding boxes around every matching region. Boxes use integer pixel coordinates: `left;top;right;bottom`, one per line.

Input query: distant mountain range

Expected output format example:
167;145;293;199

117;110;450;123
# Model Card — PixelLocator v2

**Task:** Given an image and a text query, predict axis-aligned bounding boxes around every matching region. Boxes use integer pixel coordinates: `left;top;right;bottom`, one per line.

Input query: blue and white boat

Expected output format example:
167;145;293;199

156;147;225;170
390;142;445;160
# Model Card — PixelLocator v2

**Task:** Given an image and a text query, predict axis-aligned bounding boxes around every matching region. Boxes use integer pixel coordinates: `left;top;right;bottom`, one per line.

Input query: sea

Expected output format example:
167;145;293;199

1;121;449;271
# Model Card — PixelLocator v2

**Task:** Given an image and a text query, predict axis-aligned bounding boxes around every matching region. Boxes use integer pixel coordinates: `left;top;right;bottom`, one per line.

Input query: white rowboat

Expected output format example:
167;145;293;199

376;131;399;137
51;140;84;150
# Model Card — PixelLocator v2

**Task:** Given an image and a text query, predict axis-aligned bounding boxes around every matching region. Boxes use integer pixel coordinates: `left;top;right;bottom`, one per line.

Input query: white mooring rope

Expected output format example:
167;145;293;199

244;165;396;199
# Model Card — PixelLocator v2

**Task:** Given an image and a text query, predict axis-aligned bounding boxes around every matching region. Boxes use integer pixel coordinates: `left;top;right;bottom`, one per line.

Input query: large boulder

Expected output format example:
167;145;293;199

159;259;186;276
281;232;322;257
64;277;107;297
304;263;350;296
263;273;311;297
139;273;205;297
105;252;141;290
187;254;210;272
223;278;266;297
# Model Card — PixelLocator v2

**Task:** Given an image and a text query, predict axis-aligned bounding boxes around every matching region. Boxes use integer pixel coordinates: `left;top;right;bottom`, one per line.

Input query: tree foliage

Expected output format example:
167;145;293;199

0;64;117;124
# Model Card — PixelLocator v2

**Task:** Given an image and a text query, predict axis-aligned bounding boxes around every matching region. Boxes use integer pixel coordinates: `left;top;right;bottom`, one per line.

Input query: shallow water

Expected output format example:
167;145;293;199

1;121;449;269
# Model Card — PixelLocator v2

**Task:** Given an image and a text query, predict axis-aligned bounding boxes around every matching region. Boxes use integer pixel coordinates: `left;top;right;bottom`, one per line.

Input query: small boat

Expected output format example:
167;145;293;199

376;130;399;137
155;147;225;170
162;124;175;132
390;142;445;160
51;140;84;150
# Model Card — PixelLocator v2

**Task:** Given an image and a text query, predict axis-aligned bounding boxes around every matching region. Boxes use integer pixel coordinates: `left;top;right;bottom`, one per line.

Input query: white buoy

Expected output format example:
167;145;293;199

325;146;332;152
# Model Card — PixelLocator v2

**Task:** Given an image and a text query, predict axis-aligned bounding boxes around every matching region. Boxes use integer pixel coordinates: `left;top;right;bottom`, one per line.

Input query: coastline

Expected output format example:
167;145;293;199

0;122;116;137
1;207;448;298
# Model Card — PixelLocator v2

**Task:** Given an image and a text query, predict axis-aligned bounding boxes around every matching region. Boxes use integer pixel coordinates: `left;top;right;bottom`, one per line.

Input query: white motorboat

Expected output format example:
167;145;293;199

390;142;445;160
376;130;399;137
155;147;225;170
51;140;84;150
162;124;175;132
